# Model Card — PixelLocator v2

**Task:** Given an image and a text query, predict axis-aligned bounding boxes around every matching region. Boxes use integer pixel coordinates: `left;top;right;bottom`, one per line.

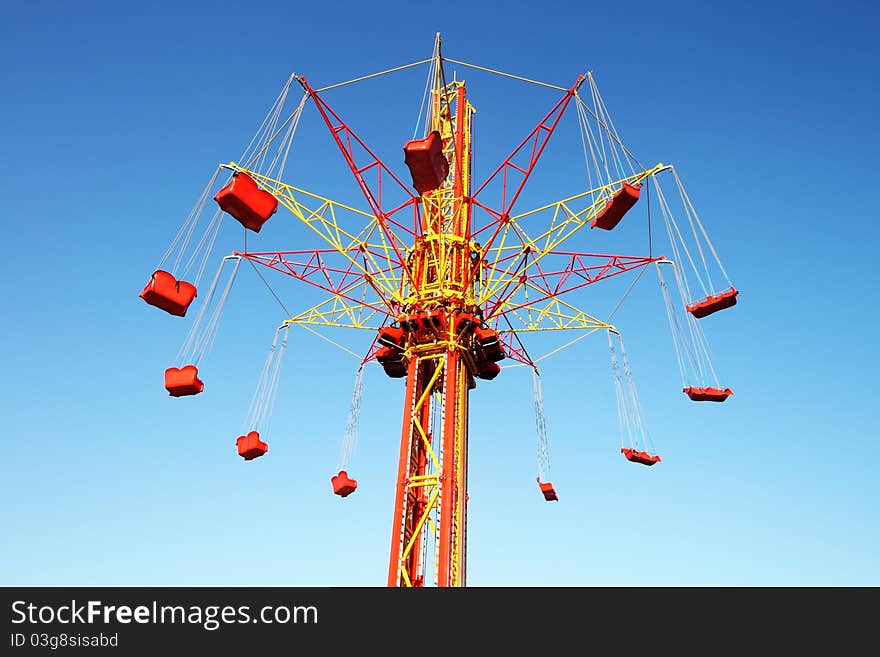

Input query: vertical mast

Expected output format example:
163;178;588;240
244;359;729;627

387;33;476;587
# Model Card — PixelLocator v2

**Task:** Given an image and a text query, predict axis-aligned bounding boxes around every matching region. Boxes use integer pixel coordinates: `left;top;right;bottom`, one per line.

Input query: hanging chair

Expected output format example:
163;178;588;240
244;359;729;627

237;431;268;460
654;168;738;319
164;365;204;397
474;327;505;362
376;346;407;378
214;171;279;233
237;324;289;461
686;288;738;318
140;270;197;317
683;386;733;402
591;182;641;230
163;256;241;398
403;130;449;195
330;367;365;498
476;360;501;380
621;447;661;466
655;262;734;404
140;168;224;317
331;470;358;497
537;478;558;502
608;330;662;467
532;369;558;501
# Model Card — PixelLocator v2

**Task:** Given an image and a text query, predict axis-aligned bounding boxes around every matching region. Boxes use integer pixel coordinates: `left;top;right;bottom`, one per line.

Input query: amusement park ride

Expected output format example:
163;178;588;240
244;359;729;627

139;35;738;587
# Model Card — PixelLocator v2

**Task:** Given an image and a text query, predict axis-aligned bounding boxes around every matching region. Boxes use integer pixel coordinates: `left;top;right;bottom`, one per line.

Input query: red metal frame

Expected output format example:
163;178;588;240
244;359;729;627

470;78;582;219
484;252;663;320
299;78;420;283
464;79;582;293
236;249;404;316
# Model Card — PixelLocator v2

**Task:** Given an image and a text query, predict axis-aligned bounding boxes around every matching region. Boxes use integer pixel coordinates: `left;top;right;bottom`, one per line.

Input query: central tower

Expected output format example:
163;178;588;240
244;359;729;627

387;43;480;587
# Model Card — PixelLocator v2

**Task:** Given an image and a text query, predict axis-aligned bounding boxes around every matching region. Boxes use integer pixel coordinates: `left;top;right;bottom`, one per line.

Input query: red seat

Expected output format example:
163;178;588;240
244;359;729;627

409;311;428;332
376;346;407;378
383;361;407;378
419;308;448;333
474;327;505;362
474;327;496;343
476;360;501;381
140;270;197;317
403;131;450;194
399;314;420;333
378;325;405;348
376;346;403;364
537;478;558;502
213;172;279;233
331;470;358;497
621;447;662;466
591;182;641;230
454;311;478;335
237;430;268;460
683;386;733;402
164;365;204;397
686;288;738;318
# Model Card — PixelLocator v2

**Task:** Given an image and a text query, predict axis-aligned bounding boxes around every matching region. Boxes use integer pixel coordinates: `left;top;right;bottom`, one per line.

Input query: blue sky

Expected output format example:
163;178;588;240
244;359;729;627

1;0;878;586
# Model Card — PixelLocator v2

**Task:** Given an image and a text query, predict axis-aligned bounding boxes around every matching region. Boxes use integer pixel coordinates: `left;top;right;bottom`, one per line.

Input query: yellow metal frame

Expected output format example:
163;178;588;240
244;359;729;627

225;162;407;307
283;287;388;331
479;164;665;308
397;356;444;587
224;157;658;339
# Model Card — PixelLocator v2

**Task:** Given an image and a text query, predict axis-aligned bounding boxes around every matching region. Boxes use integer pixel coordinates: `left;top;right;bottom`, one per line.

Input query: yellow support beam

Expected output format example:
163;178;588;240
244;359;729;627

224;162;409;304
479;163;665;305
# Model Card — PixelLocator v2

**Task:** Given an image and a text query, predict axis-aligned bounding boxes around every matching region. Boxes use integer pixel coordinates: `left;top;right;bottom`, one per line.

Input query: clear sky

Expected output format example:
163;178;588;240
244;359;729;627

1;0;877;586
